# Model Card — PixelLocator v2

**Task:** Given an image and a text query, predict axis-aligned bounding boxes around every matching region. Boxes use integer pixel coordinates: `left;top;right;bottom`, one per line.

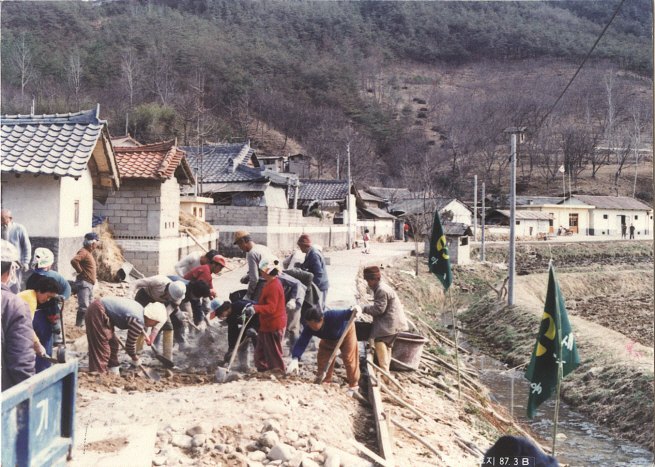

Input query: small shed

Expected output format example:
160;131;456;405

424;222;473;265
487;210;551;237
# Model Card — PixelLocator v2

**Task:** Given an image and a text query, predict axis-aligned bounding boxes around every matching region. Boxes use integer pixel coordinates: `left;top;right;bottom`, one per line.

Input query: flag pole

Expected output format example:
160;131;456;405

448;289;462;400
551;260;563;456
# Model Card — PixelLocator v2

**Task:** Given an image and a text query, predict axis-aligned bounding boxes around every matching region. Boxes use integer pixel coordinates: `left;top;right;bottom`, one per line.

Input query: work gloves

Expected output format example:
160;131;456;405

285;299;296;313
240;275;250;285
21;263;29;273
242;305;255;321
351;305;363;319
286;358;299;375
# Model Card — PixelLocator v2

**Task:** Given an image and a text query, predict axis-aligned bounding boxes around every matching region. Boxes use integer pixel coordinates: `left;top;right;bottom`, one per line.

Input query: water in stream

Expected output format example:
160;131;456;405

470;352;653;467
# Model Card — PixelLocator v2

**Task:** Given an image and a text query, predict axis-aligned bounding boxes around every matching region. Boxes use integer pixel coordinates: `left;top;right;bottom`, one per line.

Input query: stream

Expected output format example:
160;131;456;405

440;318;653;466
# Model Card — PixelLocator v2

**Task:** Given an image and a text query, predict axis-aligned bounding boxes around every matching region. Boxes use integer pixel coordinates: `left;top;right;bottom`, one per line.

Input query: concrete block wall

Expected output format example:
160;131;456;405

160;178;181;238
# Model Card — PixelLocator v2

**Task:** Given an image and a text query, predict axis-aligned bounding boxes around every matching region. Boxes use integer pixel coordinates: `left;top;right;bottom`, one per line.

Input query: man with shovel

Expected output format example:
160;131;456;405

85;297;167;374
287;306;362;395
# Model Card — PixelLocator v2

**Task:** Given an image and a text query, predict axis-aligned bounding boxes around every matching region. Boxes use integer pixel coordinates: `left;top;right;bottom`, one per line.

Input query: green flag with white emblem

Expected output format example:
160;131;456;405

428;210;452;290
524;262;580;419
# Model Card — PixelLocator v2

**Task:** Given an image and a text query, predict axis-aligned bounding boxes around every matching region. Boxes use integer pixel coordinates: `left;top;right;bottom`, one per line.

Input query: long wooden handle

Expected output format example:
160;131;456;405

314;309;357;384
184;228;209;253
225;314;254;372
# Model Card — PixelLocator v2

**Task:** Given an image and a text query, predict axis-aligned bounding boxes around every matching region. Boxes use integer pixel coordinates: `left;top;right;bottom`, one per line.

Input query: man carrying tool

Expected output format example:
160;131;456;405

71;232;99;327
85;297;167;374
1;240;35;390
233;230;272;302
361;266;408;375
26;248;71;347
174;249;219;277
287;305;362;395
18;276;62;372
212;298;259;371
297;234;329;311
129;275;187;356
1;209;31;293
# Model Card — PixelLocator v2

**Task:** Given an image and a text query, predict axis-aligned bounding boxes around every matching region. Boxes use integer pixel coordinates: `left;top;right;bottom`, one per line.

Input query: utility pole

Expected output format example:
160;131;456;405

347;143;352;250
481;182;485;262
505;127;526;307
473;175;478;242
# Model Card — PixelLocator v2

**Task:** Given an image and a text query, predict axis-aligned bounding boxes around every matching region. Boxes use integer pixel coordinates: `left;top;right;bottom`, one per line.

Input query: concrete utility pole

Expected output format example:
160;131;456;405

473;175;478;241
505;127;526;307
481;182;485;262
347;143;352;250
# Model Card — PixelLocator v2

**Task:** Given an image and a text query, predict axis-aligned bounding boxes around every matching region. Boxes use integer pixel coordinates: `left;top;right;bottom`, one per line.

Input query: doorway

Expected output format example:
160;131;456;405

569;213;579;233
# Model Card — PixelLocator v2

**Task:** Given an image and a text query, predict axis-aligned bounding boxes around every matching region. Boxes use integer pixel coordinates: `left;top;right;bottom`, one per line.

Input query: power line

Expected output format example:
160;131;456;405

535;0;626;133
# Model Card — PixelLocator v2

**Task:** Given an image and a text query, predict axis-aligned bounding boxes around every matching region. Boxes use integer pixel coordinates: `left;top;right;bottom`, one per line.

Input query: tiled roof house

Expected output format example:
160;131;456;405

1;106;120;277
94;139;200;276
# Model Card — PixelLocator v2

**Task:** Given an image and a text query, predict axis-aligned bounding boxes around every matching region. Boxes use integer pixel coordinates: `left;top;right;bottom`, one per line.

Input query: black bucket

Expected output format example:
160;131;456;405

355;321;372;341
390;332;428;371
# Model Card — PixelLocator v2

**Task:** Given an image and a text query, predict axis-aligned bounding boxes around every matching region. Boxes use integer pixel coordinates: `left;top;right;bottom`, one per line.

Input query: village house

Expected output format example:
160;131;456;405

516;195;653;236
486;210;551;237
389;197;473;225
424;222;473;265
93;139;215;276
356;189;398;241
1;106;120;278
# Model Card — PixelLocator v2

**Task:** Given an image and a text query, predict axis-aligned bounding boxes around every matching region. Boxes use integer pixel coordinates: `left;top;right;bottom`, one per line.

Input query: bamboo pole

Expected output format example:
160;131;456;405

389;416;448;465
367;359;408;395
349;439;394;467
448;289;461;400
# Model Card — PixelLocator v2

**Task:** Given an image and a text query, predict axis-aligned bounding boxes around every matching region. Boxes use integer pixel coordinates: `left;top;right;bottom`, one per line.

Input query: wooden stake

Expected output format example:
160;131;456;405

367;359;407;395
349;439;394;467
448;289;461;400
389;416;448;465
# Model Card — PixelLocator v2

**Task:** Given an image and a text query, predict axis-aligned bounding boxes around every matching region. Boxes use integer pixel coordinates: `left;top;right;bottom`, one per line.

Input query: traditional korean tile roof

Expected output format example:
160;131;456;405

1;107;117;185
297;179;350;201
366;186;412;202
181;143;261;183
360;206;396;219
389;197;466;215
114;139;195;185
443;222;473;236
564;195;653;211
516;196;564;206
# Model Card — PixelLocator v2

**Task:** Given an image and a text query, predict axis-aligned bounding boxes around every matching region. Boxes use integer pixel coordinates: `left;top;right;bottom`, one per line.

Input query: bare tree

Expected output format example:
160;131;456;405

68;51;83;110
120;49;142;108
561;128;597;189
153;61;177;107
11;34;34;106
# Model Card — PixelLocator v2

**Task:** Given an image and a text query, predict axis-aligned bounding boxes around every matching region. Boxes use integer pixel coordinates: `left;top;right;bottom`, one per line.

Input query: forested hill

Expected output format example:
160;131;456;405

1;1;653;195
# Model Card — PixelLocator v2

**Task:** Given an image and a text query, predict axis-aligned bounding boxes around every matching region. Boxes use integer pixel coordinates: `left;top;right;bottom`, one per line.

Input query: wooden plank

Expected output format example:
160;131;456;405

367;349;395;467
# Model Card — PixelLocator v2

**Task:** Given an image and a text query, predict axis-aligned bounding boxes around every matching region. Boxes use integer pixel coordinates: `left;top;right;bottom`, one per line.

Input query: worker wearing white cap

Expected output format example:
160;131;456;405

129;275;187;359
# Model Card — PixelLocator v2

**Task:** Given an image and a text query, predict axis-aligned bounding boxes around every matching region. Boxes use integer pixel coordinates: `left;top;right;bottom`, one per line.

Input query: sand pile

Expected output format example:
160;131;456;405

93;220;125;282
179;211;216;237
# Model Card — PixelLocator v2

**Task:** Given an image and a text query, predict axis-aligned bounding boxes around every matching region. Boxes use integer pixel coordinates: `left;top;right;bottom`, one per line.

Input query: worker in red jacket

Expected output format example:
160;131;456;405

242;256;287;372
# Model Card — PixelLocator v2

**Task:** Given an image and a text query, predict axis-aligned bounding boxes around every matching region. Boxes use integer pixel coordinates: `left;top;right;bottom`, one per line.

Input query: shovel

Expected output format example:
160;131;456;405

143;330;175;368
115;334;162;381
314;307;358;384
42;354;62;365
215;314;254;383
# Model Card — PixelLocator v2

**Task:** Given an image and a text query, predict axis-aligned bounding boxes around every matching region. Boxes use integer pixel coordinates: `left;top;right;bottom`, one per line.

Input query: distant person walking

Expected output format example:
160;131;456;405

621;223;627;239
629;223;635;239
403;222;410;242
70;233;99;327
1;209;31;293
297;234;329;311
362;229;371;254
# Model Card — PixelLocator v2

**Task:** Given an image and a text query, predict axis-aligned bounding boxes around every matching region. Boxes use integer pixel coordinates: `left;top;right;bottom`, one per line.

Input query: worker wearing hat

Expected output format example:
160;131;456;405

129;275;187;359
86;297;167;374
1;240;36;390
297;234;329;311
71;232;100;327
1;209;31;293
361;266;408;374
233;230;273;302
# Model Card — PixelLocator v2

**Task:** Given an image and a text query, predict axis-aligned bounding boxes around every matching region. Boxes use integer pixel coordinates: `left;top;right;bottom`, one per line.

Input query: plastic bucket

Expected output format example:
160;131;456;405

355;322;372;341
390;332;428;371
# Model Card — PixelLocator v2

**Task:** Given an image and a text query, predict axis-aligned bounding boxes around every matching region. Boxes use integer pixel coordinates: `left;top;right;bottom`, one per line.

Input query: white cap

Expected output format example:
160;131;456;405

144;302;168;324
32;248;55;269
168;281;186;304
1;240;18;263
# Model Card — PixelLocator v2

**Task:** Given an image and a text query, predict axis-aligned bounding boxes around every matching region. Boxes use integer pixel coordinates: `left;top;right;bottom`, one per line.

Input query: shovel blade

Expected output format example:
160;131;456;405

139;364;161;382
153;352;175;368
214;367;228;383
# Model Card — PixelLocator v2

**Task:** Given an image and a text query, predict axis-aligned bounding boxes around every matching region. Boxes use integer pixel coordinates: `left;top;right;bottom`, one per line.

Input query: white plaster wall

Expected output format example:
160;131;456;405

160;178;180;238
59;170;93;238
0;173;60;237
590;208;653;235
444;201;472;225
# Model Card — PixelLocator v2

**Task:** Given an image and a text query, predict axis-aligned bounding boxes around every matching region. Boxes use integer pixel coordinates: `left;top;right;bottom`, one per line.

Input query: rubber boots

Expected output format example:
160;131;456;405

236;346;251;372
374;341;392;384
162;330;174;361
75;312;85;327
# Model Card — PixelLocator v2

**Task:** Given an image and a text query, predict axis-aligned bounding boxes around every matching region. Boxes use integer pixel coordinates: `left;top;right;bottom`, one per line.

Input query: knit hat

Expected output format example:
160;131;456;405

363;266;381;280
144;302;168;324
233;230;250;244
32;248;55;269
297;234;311;246
85;232;99;242
259;256;281;275
1;240;18;263
168;281;187;304
211;255;231;270
209;298;224;311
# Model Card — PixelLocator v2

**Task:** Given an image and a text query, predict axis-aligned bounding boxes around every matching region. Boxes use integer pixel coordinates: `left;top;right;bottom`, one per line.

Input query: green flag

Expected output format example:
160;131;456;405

524;262;580;419
428;210;452;290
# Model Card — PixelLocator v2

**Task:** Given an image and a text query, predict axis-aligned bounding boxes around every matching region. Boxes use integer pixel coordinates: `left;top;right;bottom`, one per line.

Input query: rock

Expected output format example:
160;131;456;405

285;431;299;443
214;443;228;453
110;386;122;394
308;438;325;453
261;419;282;434
324;455;340;467
288;451;305;467
583;367;603;382
301;459;320;467
246;441;260;452
186;423;211;436
171;434;193;449
248;450;267;462
292;439;308;449
267;443;294;462
556;433;567;440
153;456;166;466
192;434;206;447
263;403;289;415
268;461;282;466
323;447;374;467
259;431;279;448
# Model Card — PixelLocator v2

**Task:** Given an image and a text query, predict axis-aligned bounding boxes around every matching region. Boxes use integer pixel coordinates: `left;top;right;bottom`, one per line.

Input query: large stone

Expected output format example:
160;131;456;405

308;438;325;453
301;459;320;467
288;451;306;467
261;419;281;434
192;434;206;447
324;455;340;467
259;431;279;448
186;423;211;437
171;434;193;449
267;443;294;462
248;450;267;462
323;447;375;467
152;457;166;466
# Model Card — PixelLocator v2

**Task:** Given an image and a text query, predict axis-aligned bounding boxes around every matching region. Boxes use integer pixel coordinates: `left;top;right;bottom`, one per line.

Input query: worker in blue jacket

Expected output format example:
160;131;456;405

297;234;329;311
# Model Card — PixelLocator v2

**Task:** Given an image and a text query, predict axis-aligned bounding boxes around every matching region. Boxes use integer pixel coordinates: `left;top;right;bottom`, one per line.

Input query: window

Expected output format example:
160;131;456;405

199;208;203;218
516;221;520;225
193;207;197;216
74;200;80;226
634;215;638;220
603;214;608;219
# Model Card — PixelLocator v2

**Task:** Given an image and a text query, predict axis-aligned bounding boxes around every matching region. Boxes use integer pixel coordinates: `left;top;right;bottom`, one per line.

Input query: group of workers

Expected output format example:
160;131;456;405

2;212;409;397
